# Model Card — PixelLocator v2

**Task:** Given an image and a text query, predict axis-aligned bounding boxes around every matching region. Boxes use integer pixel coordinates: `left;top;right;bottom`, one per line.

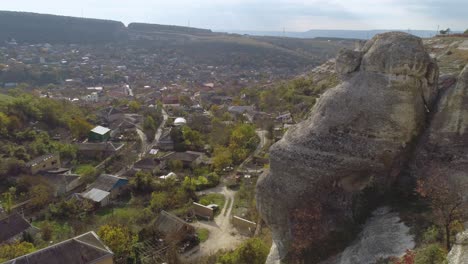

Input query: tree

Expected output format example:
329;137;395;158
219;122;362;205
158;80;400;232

150;192;169;212
29;184;52;208
0;242;36;262
212;147;232;172
143;116;157;139
98;225;134;262
465;29;468;35
75;165;97;184
68;117;92;139
218;238;269;264
168;160;183;172
416;173;466;249
129;100;141;112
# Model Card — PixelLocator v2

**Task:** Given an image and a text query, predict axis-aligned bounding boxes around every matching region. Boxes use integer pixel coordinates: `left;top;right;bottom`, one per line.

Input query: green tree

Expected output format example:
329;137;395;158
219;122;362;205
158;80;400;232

75;165;98;184
150;192;169;212
0;242;36;262
98;225;134;262
218;238;269;264
129;100;141;112
414;244;447;264
68;117;93;139
212;146;232;172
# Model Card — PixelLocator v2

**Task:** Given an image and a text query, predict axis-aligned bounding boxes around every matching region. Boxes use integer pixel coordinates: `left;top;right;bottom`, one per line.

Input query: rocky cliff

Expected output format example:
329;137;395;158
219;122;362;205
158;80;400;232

256;32;443;263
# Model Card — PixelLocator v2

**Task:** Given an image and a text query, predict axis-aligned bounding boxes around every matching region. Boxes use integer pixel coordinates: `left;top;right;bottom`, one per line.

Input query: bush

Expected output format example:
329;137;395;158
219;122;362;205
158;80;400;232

422;226;440;244
197;228;210;243
414;244;447;264
218;238;269;264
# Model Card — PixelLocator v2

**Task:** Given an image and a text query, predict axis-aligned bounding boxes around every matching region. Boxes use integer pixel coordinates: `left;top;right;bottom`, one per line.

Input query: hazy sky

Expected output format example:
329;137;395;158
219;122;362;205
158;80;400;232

2;0;467;31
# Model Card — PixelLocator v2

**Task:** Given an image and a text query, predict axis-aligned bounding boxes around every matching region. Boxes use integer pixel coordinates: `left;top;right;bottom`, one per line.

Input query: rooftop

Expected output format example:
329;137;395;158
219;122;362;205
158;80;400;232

3;231;113;264
90;125;111;135
82;188;110;203
0;213;34;243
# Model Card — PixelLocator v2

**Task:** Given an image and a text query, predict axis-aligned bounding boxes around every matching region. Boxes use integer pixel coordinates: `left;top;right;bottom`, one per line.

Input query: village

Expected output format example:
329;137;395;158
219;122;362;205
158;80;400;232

0;39;300;263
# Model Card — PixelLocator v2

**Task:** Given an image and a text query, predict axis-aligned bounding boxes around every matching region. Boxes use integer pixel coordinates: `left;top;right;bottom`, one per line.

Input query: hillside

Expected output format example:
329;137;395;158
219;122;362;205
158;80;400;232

0;11;126;43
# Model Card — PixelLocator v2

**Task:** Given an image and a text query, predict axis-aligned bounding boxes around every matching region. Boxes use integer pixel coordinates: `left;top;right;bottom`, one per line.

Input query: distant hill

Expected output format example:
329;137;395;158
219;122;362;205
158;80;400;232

0;11;126;43
128;23;212;35
223;29;461;40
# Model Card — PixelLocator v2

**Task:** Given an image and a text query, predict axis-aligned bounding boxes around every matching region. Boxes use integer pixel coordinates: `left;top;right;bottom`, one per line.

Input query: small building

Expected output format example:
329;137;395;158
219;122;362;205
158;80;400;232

77;142;124;159
232;216;257;236
192;202;214;220
0;213;39;244
81;188;111;207
157;128;175;151
42;173;84;197
87;174;128;199
3;231;114;264
26;153;61;175
160;151;203;168
88;126;111;142
154;211;195;242
133;157;165;173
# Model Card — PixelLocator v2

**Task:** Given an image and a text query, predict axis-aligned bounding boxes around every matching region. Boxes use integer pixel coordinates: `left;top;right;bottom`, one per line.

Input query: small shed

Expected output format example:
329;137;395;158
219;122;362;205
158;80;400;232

88;126;111;142
81;188;110;207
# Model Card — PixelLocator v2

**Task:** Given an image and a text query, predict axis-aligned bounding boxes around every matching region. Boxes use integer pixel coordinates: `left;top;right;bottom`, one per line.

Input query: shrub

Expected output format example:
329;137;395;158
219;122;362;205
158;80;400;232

414;244;447;264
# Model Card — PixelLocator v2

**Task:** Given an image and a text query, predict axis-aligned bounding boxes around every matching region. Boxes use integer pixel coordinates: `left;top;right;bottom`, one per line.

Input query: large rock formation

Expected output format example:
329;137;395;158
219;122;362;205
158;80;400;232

256;32;439;262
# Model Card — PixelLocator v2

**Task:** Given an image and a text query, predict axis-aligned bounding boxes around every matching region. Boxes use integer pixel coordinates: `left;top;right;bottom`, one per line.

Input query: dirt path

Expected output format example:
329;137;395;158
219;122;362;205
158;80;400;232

182;186;247;262
181;130;269;262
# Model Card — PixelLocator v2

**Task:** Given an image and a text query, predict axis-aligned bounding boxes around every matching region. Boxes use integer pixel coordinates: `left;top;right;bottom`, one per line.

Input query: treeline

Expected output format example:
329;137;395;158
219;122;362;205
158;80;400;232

128;22;212;34
0;11;126;43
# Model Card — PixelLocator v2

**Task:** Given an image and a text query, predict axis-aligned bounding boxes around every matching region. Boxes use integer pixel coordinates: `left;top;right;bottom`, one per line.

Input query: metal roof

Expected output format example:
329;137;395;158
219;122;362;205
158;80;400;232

90;125;111;135
82;188;110;203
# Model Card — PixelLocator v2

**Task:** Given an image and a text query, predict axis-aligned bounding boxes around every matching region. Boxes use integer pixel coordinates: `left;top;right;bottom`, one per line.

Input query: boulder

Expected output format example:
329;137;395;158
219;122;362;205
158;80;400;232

256;32;438;263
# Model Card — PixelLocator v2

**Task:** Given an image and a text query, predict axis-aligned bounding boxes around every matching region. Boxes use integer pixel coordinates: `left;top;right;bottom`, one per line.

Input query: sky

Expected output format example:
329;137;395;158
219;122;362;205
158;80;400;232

2;0;467;32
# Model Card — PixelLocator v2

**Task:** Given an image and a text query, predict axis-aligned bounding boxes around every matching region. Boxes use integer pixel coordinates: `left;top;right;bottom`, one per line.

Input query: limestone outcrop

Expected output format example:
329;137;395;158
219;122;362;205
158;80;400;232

448;230;468;264
411;64;468;183
256;32;439;262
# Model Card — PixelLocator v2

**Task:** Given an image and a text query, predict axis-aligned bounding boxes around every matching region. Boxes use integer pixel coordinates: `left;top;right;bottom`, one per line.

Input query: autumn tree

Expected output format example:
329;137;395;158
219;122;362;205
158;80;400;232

98;225;134;263
416;173;467;249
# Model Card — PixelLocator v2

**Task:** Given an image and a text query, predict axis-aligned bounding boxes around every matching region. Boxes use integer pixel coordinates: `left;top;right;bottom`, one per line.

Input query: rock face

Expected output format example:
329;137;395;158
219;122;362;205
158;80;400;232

256;32;439;262
448;230;468;264
411;64;468;183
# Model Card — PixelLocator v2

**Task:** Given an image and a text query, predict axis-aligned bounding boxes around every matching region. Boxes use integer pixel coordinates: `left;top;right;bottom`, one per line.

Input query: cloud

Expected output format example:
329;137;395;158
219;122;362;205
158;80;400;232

1;0;467;31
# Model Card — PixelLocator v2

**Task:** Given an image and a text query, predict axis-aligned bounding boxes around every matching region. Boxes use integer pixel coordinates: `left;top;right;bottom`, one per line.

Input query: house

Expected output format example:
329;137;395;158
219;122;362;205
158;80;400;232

41;173;84;197
157;128;175;151
26;154;60;175
133;157;165;173
0;213;39;244
88;126;111;142
77;142;124;159
154;211;195;242
3;231;114;264
160;151;203;168
87;174;128;199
